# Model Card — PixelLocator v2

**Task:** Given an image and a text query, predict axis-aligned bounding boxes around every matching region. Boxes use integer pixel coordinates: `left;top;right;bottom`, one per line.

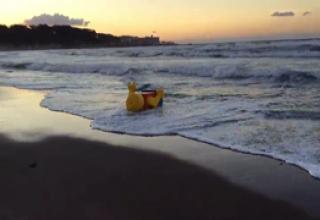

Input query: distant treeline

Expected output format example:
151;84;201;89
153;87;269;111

0;24;162;50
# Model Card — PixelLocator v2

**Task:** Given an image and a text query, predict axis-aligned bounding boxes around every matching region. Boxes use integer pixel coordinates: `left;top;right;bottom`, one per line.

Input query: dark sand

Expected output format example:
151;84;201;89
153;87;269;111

0;134;317;220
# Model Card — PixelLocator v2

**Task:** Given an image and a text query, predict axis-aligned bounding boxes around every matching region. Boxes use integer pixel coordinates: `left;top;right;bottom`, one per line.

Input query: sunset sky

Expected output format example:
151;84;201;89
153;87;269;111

1;0;319;42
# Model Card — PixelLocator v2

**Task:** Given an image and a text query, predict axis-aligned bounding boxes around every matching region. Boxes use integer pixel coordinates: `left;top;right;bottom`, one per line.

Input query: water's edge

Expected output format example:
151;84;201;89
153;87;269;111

26;86;320;181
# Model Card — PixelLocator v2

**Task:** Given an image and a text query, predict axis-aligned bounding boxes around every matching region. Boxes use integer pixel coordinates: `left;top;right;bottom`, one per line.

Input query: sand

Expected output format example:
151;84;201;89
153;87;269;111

0;86;320;220
1;134;317;220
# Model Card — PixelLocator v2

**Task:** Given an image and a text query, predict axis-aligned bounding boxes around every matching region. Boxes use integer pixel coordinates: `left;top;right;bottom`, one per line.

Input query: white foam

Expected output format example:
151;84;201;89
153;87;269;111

180;119;320;178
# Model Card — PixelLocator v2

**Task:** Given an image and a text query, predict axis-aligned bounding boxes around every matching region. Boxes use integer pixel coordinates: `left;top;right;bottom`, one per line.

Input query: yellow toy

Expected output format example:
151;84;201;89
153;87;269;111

126;82;164;112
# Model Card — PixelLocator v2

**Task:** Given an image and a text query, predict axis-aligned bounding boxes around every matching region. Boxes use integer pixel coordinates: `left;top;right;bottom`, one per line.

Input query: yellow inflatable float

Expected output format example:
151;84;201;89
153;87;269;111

126;82;164;112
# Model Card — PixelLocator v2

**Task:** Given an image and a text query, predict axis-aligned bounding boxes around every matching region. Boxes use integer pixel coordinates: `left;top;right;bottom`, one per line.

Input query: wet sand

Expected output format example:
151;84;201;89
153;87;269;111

0;134;317;220
1;86;320;219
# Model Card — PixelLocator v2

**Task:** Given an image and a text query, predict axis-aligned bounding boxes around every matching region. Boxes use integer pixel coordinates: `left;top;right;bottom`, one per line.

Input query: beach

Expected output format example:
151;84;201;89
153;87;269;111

1;42;319;179
1;86;320;220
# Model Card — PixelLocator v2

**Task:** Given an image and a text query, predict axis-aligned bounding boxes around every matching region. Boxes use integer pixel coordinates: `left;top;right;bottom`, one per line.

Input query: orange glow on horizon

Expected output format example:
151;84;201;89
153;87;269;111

1;0;319;42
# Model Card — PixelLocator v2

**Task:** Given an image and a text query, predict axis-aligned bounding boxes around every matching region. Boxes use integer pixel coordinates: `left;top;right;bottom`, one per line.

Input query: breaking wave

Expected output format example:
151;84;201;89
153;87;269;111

0;61;319;84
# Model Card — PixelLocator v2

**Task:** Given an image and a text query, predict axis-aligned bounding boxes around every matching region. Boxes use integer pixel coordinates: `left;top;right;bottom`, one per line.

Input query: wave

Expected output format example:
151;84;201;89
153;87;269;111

2;62;32;69
273;71;318;83
310;46;320;51
33;38;320;59
1;60;319;84
261;110;320;120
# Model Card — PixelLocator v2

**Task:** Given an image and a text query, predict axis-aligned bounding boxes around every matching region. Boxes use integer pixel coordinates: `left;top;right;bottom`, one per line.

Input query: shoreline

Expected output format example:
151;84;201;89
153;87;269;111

1;86;320;218
178;133;320;181
38;86;320;181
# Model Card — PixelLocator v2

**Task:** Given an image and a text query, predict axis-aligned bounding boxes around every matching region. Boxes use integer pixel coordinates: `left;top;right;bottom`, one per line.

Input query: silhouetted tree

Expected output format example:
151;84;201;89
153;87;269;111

0;24;160;49
0;25;9;44
97;33;121;46
30;25;54;44
8;25;32;45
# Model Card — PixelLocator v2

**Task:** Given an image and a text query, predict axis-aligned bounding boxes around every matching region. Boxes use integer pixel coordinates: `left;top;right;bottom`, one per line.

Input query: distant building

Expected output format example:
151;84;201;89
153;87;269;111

141;36;160;45
120;35;160;46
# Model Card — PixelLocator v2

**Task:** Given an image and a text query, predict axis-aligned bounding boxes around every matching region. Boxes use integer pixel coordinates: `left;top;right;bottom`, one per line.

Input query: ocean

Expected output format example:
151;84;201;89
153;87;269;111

0;38;319;178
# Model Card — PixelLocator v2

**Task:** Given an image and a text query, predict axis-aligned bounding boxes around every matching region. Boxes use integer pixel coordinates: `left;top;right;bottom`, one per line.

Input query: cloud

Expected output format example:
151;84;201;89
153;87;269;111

302;11;311;16
24;13;90;27
271;11;295;17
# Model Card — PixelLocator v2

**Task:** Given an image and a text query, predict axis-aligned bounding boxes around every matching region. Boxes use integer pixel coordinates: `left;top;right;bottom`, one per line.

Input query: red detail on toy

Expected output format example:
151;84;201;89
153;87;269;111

142;90;156;110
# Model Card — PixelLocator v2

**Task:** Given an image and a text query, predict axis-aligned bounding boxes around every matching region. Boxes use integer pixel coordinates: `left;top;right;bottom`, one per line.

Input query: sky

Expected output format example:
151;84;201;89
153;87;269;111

1;0;319;42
